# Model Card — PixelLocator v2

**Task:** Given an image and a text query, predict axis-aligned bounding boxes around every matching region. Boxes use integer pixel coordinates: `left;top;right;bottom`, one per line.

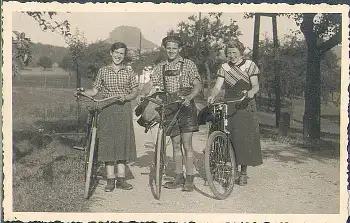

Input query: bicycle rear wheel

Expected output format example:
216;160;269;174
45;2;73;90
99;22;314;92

154;127;165;200
84;126;98;199
205;131;236;200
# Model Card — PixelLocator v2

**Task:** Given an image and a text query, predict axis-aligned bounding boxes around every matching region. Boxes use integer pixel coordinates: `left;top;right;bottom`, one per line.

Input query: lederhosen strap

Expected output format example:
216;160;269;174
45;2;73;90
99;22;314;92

162;64;168;103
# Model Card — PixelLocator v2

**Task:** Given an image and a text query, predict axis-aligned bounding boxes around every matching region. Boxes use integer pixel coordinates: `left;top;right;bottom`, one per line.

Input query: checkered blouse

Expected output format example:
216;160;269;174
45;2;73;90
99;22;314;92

150;56;201;94
93;64;138;98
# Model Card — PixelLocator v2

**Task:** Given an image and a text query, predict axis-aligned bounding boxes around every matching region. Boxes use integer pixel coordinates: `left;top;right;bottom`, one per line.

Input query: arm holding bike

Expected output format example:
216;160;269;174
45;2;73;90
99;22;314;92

207;76;225;104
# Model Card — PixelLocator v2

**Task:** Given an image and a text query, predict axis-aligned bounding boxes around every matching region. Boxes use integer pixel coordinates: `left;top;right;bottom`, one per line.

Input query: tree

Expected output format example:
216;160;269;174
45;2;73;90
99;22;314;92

169;13;242;89
12;12;71;77
246;13;341;145
38;56;53;70
79;41;111;79
291;13;341;145
59;55;74;71
12;31;32;77
258;33;340;103
66;28;87;88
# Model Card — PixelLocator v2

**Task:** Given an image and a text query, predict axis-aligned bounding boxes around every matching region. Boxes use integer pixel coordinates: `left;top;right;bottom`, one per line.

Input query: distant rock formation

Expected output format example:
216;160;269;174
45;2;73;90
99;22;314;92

105;26;158;52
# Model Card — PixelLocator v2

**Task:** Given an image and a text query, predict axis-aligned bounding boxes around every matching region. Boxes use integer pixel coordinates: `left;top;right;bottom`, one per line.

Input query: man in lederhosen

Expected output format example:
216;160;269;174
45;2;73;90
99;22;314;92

141;34;202;192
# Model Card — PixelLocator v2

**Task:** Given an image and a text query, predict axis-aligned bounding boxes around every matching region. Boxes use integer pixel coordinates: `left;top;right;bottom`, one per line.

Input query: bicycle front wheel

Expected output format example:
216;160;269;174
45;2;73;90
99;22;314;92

84;126;98;199
205;131;236;200
154;127;165;200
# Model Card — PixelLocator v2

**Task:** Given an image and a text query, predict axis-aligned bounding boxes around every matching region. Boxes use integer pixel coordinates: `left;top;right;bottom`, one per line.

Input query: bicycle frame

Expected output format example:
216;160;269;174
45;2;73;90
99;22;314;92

209;96;248;134
74;90;122;199
141;94;184;199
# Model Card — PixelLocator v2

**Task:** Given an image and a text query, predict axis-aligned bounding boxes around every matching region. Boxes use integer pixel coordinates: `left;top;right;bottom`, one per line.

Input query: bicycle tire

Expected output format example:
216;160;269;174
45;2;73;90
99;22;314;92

205;131;236;200
84;126;98;199
154;127;165;200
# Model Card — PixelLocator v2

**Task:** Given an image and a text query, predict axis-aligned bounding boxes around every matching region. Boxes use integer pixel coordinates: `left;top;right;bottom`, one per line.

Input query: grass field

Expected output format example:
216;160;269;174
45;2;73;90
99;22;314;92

13;87;89;212
11;85;340;212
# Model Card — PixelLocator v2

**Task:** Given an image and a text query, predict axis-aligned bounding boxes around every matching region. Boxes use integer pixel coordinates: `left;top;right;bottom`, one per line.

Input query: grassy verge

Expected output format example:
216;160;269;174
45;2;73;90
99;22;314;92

13;87;89;212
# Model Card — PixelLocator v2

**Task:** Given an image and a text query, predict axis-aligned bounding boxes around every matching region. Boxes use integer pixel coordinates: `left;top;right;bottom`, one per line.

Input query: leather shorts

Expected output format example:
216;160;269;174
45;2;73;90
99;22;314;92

165;100;199;137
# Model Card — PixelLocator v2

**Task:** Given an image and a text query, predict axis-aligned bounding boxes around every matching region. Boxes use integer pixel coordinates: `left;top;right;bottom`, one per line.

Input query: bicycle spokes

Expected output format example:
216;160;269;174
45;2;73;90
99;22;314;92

209;136;233;187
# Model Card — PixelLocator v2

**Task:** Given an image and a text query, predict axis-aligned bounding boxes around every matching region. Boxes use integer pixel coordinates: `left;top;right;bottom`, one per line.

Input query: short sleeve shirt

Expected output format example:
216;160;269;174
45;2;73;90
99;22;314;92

217;59;259;86
150;56;201;94
93;64;138;98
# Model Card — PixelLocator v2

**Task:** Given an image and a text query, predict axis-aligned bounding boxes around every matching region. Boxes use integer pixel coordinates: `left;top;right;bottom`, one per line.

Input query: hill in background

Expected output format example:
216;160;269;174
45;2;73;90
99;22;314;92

30;42;68;65
105;26;158;52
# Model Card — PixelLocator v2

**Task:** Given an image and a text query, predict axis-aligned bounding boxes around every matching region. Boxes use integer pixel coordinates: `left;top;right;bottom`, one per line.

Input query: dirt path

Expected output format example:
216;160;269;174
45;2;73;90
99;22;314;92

87;121;340;214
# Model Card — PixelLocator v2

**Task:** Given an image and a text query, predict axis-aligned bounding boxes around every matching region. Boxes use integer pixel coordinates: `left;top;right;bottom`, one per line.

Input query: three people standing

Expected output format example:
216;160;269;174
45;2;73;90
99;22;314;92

80;36;262;194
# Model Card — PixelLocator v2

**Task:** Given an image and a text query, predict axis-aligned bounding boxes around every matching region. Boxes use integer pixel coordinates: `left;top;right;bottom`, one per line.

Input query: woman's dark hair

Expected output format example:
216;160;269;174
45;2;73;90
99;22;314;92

225;39;245;55
110;42;128;55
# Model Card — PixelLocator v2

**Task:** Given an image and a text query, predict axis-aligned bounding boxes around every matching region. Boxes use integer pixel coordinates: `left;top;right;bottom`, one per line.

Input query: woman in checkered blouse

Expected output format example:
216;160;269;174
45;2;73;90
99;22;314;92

84;42;139;192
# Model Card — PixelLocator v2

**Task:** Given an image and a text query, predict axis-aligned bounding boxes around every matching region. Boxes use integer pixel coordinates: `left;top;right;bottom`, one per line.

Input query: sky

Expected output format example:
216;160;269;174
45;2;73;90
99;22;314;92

12;12;300;49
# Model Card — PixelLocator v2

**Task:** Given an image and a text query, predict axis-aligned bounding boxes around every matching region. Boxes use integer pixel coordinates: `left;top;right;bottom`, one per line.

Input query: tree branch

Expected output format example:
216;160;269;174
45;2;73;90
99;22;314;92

318;30;342;55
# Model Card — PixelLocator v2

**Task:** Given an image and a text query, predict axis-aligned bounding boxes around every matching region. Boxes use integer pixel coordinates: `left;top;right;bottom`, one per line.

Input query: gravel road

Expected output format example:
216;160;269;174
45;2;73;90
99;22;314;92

87;121;340;214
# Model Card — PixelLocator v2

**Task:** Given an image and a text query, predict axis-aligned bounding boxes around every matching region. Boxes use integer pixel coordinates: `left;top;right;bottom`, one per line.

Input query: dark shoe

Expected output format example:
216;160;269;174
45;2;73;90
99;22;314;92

164;173;185;189
104;178;115;192
115;177;133;190
182;175;194;192
238;174;247;186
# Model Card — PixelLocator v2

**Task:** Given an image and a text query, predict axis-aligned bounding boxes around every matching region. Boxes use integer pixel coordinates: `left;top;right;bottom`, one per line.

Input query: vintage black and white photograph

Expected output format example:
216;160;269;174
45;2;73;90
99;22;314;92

2;2;348;222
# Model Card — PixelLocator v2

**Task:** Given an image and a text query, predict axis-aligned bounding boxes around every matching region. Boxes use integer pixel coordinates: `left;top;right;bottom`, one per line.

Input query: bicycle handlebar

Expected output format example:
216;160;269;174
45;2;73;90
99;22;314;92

75;90;121;103
210;93;248;106
141;96;185;107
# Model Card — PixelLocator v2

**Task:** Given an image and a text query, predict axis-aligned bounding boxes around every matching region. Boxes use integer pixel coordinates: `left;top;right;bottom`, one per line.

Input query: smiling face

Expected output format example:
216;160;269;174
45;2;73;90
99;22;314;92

110;48;126;65
165;41;181;61
226;47;242;64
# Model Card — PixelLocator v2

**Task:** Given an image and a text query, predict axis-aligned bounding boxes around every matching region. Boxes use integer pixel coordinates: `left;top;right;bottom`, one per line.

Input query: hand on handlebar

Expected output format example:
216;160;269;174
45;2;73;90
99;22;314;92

207;96;215;105
181;95;191;107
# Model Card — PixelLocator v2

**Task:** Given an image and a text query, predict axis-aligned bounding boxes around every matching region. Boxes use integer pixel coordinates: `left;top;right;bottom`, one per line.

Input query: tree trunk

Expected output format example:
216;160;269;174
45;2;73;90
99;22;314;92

204;62;211;98
303;46;321;147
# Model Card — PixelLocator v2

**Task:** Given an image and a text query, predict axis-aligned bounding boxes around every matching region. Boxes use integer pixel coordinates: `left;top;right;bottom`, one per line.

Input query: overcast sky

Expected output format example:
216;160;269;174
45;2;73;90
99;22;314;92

12;12;300;49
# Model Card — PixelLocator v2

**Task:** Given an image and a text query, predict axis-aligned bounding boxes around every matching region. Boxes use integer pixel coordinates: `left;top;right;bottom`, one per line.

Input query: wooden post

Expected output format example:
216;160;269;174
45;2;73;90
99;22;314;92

272;15;281;127
252;14;260;64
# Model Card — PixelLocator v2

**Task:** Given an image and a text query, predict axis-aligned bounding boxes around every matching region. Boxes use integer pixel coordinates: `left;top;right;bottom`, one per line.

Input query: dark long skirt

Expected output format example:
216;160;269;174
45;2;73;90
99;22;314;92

227;98;263;166
97;101;137;163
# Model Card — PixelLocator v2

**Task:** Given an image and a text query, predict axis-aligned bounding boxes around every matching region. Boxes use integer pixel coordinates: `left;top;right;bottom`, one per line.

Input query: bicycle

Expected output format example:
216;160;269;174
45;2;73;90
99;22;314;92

205;92;247;200
73;88;122;199
140;91;184;200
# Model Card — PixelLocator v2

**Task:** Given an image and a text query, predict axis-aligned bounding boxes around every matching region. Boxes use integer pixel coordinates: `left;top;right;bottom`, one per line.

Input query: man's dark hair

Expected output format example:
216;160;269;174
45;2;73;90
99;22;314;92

110;42;128;55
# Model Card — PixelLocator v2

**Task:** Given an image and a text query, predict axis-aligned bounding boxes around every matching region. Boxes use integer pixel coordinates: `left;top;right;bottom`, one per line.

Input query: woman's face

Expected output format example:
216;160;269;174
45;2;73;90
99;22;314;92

226;47;242;64
110;48;126;65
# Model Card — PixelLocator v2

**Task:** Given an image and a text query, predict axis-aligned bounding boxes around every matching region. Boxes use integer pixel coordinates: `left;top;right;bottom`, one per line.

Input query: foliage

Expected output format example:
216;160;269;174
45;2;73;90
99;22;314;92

169;13;242;78
59;55;74;71
12;12;71;76
258;34;340;101
132;48;167;75
37;56;53;69
12;31;32;76
66;28;87;87
25;12;71;38
79;40;112;79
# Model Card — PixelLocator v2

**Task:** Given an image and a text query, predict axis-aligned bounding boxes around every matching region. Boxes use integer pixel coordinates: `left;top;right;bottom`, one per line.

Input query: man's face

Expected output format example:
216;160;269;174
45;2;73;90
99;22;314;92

110;48;126;65
165;41;181;61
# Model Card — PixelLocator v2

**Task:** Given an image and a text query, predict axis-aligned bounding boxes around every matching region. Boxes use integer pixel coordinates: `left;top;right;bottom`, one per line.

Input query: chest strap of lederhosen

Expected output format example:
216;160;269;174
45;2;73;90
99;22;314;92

162;64;168;103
